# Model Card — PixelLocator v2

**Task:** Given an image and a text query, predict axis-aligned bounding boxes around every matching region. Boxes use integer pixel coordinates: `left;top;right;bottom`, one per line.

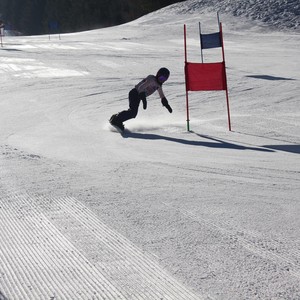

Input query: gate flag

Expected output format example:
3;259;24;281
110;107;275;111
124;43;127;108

200;32;221;49
185;62;226;91
184;23;232;131
48;20;61;40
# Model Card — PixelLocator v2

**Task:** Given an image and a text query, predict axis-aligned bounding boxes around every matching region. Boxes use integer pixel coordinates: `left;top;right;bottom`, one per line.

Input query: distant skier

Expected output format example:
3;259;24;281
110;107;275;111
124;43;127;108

109;67;172;132
0;20;4;36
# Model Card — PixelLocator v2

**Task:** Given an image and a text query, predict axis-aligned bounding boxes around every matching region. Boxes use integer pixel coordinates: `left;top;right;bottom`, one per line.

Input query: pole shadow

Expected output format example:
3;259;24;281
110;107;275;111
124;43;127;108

234;131;300;154
0;48;23;52
126;131;274;152
261;144;300;154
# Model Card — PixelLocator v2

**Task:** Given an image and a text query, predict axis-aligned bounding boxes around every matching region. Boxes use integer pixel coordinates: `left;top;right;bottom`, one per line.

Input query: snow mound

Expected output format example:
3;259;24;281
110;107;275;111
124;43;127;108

170;0;300;31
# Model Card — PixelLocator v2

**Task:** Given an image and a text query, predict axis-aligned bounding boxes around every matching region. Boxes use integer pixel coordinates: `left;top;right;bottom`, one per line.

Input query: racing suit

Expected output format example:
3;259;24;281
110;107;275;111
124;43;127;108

116;75;167;123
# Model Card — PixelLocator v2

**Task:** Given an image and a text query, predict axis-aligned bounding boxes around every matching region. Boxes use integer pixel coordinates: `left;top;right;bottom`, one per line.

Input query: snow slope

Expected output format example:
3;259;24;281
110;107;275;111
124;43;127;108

173;0;300;31
0;1;300;299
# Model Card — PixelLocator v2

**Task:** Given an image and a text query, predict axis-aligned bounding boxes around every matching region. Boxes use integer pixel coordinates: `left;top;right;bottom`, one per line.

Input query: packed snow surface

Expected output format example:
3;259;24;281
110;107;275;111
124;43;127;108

0;0;299;299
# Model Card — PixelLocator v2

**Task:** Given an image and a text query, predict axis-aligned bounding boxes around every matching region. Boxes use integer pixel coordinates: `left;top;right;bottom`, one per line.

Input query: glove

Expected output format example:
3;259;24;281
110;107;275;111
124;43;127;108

142;98;147;110
161;97;173;113
139;92;147;110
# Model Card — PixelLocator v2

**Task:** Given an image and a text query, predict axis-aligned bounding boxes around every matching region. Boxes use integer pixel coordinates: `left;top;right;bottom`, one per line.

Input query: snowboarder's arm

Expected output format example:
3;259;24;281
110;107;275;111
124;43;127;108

139;92;147;110
157;86;166;99
161;97;172;113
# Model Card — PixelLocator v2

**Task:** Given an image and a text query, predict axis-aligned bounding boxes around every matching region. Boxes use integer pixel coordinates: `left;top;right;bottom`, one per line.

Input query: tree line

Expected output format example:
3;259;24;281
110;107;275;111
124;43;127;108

0;0;184;35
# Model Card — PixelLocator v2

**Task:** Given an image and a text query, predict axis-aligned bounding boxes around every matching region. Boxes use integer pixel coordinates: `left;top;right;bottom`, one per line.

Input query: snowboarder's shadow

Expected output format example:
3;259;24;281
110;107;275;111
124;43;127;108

126;131;274;152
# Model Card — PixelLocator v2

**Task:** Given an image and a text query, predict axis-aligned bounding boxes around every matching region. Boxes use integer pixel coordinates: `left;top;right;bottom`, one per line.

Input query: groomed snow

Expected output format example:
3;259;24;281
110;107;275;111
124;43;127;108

0;1;299;299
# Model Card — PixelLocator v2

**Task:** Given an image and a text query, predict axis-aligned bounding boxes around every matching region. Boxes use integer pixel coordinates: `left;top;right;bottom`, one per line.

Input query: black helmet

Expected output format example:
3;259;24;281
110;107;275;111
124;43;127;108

156;67;170;84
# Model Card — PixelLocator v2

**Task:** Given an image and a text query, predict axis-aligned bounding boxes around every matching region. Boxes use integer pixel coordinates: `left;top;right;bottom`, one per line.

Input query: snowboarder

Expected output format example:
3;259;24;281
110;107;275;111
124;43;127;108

109;67;172;132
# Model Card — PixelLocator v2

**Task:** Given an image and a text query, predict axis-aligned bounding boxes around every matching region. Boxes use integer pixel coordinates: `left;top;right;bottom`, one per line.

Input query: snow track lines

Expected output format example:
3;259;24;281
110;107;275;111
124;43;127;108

164;202;300;281
0;192;202;300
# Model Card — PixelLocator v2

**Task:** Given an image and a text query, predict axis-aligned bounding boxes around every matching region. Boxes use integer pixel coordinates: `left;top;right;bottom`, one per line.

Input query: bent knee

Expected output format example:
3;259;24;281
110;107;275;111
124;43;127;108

129;109;138;118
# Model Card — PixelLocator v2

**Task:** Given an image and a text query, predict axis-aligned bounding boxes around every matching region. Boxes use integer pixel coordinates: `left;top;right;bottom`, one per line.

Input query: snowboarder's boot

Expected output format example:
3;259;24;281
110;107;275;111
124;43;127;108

109;114;125;132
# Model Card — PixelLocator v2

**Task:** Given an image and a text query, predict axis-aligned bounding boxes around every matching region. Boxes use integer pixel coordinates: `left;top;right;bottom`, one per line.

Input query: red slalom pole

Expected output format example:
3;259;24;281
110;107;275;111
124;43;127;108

220;23;232;131
184;24;190;132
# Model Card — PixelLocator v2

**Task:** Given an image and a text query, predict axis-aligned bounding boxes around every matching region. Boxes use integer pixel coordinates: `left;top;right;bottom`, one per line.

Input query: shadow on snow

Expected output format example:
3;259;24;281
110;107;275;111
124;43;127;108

261;144;300;154
246;75;296;81
126;131;275;152
0;291;9;300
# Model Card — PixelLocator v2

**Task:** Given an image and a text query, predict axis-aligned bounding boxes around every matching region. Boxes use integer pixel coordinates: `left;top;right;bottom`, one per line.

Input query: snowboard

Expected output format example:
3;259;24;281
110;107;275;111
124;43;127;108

110;123;124;134
109;123;130;136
